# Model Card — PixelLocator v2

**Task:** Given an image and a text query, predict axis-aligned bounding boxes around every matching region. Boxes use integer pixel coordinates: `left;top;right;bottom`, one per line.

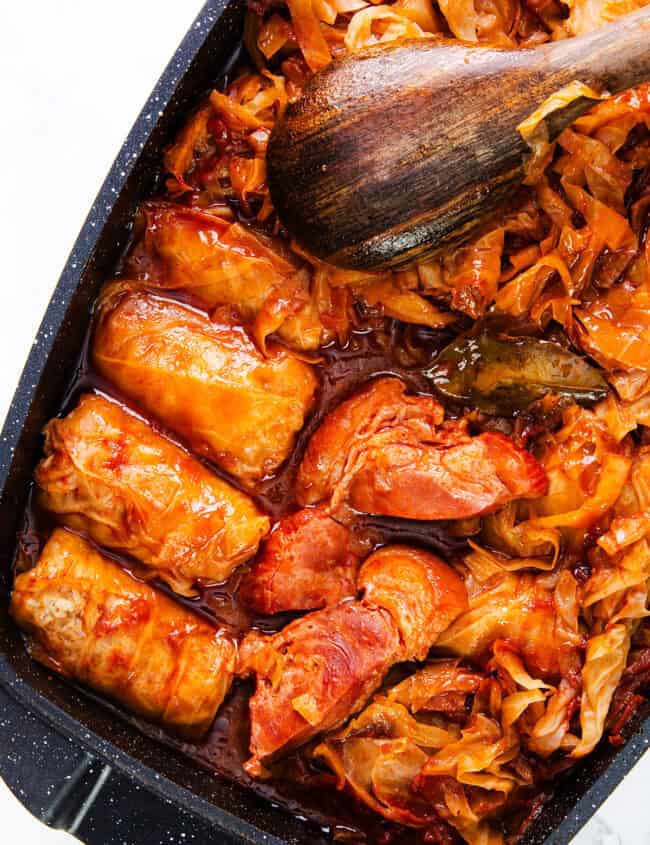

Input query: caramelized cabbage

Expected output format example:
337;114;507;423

526;405;632;545
577;282;650;374
517;82;605;181
572;624;631;756
563;0;650;35
316;662;553;844
344;6;426;48
435;569;582;682
481;501;560;562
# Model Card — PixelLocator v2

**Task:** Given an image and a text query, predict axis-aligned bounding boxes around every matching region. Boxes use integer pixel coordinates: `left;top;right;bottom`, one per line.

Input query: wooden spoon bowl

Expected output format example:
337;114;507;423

267;6;650;269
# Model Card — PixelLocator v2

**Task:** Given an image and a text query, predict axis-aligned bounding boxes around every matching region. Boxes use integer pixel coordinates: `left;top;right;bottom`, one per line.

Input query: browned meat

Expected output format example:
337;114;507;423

241;543;469;775
296;377;547;519
349;431;549;520
239;601;400;776
358;546;468;661
239;508;359;613
296;377;443;507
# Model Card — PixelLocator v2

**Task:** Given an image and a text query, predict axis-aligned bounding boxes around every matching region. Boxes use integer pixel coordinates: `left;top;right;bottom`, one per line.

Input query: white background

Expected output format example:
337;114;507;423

0;2;649;842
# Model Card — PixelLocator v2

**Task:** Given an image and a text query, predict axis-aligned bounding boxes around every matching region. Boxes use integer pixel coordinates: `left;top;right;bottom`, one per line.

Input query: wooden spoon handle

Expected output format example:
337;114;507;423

268;6;650;270
553;7;650;92
540;7;650;138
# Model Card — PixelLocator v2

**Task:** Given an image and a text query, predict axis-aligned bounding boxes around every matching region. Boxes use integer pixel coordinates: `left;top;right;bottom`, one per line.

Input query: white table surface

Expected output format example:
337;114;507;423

0;1;648;842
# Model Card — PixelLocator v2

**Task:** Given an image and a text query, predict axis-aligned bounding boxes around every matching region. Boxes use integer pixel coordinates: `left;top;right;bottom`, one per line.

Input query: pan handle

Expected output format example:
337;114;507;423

42;754;112;835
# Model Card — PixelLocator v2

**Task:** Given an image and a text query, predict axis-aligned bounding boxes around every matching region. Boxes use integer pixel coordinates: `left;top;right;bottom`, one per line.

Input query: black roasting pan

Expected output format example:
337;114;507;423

0;2;648;842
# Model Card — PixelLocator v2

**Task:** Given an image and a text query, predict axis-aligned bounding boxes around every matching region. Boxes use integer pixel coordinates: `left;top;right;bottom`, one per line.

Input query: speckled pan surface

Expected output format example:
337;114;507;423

0;2;648;843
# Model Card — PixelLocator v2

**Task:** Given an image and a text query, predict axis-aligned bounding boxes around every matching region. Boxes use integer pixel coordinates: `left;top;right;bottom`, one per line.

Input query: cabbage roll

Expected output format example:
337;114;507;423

35;394;270;595
93;285;318;482
11;529;236;738
126;202;328;351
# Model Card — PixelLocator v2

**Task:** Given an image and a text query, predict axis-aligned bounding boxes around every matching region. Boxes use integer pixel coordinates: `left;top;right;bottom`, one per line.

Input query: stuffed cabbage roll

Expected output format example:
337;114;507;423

11;529;236;738
93;285;318;482
35;394;270;595
239;508;359;613
296;377;548;518
126;202;328;351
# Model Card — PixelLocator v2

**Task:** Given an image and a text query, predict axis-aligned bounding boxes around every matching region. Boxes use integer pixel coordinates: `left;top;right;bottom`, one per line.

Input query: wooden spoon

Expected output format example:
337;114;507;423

267;6;650;269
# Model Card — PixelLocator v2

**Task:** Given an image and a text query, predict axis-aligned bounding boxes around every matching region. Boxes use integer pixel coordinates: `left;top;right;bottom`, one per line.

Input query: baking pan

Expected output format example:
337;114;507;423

0;1;648;842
